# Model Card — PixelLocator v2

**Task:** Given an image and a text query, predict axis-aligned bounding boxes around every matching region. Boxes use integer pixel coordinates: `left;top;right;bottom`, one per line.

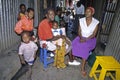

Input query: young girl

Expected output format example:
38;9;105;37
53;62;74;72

11;31;38;80
51;21;71;68
52;21;71;47
51;21;66;68
15;8;34;35
15;8;37;42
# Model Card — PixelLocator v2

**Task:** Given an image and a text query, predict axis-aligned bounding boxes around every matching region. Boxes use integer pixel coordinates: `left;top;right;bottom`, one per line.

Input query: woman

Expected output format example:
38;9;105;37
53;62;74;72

72;7;99;76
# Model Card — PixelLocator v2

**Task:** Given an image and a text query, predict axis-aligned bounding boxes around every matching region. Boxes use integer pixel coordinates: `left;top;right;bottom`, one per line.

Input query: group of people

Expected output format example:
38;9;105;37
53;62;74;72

11;1;99;79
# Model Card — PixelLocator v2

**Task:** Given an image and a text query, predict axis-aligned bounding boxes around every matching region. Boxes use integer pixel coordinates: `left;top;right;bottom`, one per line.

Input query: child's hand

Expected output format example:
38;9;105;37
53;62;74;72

34;38;38;43
61;35;66;39
34;51;37;59
21;60;26;65
56;35;60;38
56;44;60;50
34;54;37;59
19;55;26;65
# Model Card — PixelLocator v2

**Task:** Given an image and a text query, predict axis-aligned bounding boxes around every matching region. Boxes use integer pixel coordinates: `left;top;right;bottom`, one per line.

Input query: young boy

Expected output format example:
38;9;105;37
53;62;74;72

11;31;38;80
17;4;27;21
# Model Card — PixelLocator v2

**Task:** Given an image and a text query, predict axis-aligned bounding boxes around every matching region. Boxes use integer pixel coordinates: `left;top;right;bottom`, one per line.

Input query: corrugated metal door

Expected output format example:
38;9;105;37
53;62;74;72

0;0;34;54
100;0;118;44
104;0;120;62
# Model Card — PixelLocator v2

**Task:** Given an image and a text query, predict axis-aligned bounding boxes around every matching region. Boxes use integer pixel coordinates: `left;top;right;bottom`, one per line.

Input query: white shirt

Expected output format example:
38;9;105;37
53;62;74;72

79;17;99;37
60;28;66;36
63;14;70;23
74;4;85;15
19;41;38;65
51;28;62;36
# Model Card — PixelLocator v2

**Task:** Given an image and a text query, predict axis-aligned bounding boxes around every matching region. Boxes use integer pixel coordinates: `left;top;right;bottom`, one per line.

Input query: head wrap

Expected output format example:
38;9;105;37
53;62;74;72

87;7;95;15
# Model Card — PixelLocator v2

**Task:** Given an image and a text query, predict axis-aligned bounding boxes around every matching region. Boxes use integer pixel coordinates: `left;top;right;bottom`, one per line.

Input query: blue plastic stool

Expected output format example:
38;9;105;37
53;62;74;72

39;48;54;69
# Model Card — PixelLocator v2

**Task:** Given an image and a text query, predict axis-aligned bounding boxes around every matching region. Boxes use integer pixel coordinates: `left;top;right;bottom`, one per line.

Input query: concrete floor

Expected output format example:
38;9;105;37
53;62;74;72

0;45;95;80
0;31;112;80
0;43;113;80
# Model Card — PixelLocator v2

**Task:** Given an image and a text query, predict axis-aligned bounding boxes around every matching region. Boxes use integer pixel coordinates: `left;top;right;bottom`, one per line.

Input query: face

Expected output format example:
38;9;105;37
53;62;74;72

28;10;34;19
22;34;30;43
47;10;55;21
53;22;58;29
85;8;92;18
57;11;61;16
21;6;26;13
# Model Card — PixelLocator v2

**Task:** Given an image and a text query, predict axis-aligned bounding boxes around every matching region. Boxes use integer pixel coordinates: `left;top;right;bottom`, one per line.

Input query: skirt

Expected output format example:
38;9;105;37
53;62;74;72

72;36;96;60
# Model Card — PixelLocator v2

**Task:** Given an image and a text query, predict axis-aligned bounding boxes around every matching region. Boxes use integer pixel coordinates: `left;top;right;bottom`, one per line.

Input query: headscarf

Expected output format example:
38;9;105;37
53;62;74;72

87;7;95;15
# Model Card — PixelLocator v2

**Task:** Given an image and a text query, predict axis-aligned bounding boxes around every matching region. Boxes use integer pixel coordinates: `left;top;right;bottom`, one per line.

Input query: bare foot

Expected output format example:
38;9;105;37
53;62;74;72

81;71;87;77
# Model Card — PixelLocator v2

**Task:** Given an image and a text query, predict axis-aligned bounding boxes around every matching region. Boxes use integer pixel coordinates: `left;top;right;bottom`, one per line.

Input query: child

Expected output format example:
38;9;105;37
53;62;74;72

51;21;64;47
51;21;71;68
55;9;61;26
11;31;38;80
15;8;37;42
60;20;66;36
63;11;70;32
59;20;72;54
17;4;27;21
15;8;34;35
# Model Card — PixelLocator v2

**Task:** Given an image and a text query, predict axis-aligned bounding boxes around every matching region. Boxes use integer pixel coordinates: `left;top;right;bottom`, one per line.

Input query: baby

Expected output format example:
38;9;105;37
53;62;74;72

51;21;71;68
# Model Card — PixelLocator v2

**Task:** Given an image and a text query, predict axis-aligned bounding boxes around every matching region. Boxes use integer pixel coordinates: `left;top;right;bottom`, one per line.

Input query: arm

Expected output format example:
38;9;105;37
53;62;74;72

78;25;86;42
82;5;85;15
86;24;99;40
65;37;71;46
19;55;26;65
33;43;38;59
18;45;26;65
14;20;23;34
51;35;61;41
17;13;21;21
78;25;82;39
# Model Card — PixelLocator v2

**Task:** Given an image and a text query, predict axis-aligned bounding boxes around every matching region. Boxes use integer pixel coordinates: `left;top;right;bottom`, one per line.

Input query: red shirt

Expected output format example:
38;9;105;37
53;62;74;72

38;19;53;40
14;15;33;34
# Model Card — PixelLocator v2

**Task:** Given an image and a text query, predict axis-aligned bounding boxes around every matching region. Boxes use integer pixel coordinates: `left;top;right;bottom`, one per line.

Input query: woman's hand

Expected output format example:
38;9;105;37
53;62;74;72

80;38;86;43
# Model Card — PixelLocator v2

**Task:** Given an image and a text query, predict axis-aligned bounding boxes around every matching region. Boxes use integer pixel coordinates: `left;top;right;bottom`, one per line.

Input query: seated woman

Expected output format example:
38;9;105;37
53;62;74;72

72;7;99;76
51;21;71;68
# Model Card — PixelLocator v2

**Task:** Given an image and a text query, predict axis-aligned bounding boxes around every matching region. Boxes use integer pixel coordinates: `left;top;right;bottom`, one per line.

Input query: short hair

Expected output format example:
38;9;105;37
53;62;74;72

77;1;82;7
20;4;26;9
86;7;95;15
45;8;55;14
53;21;58;24
27;8;34;13
21;31;30;37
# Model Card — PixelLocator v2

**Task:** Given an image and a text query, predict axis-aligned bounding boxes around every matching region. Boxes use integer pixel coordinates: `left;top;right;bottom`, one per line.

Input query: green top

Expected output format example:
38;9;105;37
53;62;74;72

55;15;60;27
